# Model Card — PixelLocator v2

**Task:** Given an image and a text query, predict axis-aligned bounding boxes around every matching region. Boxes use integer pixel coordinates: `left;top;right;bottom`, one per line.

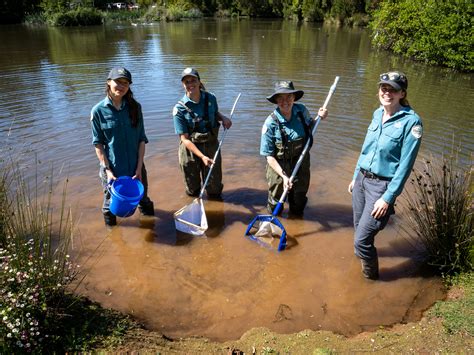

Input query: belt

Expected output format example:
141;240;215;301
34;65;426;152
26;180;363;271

360;168;391;181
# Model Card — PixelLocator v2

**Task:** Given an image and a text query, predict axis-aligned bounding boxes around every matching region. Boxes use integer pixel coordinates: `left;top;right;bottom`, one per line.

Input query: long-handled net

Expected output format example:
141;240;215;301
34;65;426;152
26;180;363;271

174;93;242;235
245;77;340;251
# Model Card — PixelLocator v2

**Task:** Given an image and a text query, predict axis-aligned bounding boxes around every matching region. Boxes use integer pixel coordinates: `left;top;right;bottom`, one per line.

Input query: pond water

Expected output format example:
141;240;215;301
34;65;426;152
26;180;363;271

0;19;472;341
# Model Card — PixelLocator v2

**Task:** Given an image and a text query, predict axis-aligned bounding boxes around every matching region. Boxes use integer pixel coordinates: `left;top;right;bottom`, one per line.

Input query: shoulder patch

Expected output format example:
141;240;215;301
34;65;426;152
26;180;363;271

411;125;422;139
90;113;94;121
261;124;268;135
172;106;179;116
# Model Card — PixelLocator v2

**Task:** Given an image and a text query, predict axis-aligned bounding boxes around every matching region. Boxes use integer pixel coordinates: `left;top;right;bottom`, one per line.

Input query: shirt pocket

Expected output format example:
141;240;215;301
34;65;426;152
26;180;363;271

100;116;118;140
383;127;403;143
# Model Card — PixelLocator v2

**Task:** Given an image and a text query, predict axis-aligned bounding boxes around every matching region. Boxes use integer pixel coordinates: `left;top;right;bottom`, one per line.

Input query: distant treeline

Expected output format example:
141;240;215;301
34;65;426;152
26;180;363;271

1;0;376;25
1;0;472;71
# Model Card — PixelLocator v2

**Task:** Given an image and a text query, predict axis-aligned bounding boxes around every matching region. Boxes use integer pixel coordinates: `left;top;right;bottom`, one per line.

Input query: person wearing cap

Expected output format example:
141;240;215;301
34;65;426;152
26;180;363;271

91;67;155;226
260;80;328;216
172;67;232;198
348;71;423;280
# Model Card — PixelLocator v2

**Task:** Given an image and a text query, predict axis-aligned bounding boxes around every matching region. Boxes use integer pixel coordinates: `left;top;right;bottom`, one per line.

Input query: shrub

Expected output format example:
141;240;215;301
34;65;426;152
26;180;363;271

401;151;473;275
370;0;473;71
48;7;103;26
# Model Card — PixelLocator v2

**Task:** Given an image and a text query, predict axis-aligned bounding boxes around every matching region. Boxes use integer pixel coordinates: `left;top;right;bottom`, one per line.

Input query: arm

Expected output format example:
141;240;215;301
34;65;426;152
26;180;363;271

373;118;422;218
134;141;146;181
217;111;232;129
381;121;422;204
180;133;213;166
94;144;116;181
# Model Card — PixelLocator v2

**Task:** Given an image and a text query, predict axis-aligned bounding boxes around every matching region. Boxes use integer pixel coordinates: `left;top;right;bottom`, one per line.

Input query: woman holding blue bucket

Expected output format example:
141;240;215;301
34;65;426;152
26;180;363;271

91;67;155;226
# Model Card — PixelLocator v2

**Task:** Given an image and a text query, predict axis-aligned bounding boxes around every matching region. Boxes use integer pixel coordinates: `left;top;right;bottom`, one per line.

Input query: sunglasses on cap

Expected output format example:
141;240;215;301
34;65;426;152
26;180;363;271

380;72;406;82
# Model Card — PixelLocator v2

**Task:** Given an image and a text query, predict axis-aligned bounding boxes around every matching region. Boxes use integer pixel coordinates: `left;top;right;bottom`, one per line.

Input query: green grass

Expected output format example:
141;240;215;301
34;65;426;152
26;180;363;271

430;272;474;336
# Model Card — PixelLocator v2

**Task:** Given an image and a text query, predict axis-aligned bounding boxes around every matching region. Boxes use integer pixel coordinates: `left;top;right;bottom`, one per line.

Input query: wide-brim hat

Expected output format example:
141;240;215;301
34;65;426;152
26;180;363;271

266;80;304;104
378;71;408;91
107;67;132;84
181;67;200;81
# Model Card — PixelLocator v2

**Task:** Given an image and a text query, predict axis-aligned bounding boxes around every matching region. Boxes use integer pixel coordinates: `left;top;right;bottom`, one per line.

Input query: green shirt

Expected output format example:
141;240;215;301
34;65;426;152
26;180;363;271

91;97;148;177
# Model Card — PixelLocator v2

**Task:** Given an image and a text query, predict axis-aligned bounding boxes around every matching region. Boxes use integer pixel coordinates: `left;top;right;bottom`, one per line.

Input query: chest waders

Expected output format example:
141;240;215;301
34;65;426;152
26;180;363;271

266;111;312;215
177;92;222;197
245;76;339;252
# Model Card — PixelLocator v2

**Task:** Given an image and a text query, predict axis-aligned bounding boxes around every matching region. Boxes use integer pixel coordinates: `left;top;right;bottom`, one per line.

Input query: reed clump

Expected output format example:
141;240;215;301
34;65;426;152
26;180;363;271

402;152;473;275
0;162;78;351
0;161;135;352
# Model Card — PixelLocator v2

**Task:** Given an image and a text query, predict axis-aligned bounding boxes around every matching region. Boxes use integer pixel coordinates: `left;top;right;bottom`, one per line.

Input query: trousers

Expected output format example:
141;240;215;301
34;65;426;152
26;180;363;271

352;170;394;260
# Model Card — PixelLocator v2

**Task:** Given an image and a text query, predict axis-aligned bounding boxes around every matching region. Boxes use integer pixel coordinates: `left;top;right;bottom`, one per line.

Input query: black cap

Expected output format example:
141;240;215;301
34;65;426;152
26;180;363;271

266;80;304;104
378;71;408;91
107;67;132;84
181;67;200;81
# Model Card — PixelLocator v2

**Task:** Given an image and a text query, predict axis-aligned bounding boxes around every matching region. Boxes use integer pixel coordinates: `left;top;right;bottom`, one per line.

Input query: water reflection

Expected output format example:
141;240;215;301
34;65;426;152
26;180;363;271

0;20;470;341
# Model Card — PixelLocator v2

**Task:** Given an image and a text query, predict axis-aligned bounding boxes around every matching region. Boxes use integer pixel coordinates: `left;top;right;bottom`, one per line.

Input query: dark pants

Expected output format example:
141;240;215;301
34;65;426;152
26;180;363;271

266;153;310;215
100;164;153;215
352;171;394;261
178;140;223;197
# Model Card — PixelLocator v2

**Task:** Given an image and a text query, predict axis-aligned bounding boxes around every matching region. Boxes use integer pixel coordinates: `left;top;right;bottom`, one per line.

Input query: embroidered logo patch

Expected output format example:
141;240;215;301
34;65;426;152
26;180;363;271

261;124;268;135
394;122;402;128
172;106;178;116
90;114;93;121
183;67;193;75
411;125;423;139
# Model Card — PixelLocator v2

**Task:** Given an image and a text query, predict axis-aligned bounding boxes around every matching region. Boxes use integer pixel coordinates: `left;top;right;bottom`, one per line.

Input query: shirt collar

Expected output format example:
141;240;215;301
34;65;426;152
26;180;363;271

182;91;203;105
104;96;126;110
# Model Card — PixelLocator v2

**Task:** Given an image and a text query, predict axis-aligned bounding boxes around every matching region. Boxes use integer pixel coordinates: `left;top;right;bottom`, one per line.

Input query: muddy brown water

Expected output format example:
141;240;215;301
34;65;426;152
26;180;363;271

72;152;445;341
1;20;471;341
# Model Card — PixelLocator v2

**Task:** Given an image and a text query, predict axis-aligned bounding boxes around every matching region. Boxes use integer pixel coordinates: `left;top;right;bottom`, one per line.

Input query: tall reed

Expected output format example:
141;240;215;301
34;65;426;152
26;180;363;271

0;161;79;352
401;152;473;275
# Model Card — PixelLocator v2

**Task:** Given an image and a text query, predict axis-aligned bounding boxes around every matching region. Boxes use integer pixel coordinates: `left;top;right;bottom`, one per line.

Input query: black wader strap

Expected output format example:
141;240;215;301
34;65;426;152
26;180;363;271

271;112;290;167
178;100;200;132
178;92;212;134
297;110;313;149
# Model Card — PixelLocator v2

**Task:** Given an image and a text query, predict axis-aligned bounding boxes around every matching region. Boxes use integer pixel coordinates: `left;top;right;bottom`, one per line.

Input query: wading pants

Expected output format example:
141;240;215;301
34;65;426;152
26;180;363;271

266;153;310;215
178;139;223;197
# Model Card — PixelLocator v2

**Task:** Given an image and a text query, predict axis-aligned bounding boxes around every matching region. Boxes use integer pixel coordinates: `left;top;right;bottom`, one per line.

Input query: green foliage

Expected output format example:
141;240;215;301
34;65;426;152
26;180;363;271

429;272;474;335
331;0;365;21
401;150;473;275
370;0;473;71
103;8;144;23
47;7;103;26
301;0;327;22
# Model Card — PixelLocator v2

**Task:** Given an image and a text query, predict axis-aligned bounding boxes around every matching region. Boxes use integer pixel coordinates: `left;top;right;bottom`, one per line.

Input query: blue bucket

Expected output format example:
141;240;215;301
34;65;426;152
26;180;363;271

109;176;144;217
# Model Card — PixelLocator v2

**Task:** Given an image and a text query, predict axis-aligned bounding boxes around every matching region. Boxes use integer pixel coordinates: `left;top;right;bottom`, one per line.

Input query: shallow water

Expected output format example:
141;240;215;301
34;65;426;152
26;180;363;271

0;19;471;341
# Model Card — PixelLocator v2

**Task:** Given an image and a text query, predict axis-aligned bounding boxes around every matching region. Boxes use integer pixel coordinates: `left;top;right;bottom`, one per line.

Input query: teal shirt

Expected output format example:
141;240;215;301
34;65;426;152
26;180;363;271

353;106;423;204
91;97;148;177
173;91;219;135
260;103;312;157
